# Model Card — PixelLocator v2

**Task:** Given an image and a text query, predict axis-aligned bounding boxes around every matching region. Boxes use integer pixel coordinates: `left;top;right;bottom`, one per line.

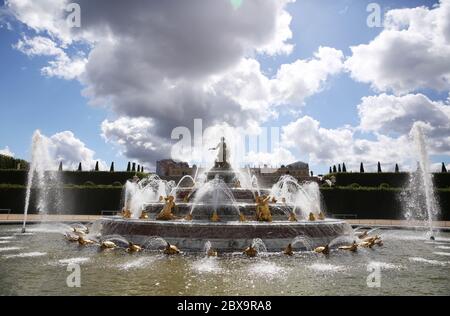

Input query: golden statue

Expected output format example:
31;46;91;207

288;212;297;222
314;244;329;255
158;195;164;202
239;212;246;222
243;245;258;257
100;240;117;249
234;179;241;188
78;236;96;246
338;241;358;252
308;212;316;221
283;243;294;256
122;208;132;219
126;242;142;253
271;197;277;203
185;213;193;221
163;243;180;255
65;232;79;242
139;210;149;220
207;248;218;257
255;195;272;222
211;210;220;222
156;196;178;220
318;212;325;220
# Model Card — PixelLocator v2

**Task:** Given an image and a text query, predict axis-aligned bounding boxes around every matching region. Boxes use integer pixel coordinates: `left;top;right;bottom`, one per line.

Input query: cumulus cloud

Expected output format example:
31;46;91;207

345;0;450;94
281;115;414;171
7;0;345;164
0;146;14;157
48;131;107;170
14;36;86;79
357;93;450;155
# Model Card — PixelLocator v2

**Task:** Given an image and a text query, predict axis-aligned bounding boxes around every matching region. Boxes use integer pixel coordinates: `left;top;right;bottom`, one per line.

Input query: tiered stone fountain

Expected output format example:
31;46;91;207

101;138;352;251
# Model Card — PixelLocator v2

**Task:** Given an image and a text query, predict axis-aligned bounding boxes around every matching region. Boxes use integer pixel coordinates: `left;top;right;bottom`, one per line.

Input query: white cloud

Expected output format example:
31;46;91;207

0;146;14;157
14;36;86;80
281;115;413;171
346;0;450;94
48;131;106;170
357;93;450;155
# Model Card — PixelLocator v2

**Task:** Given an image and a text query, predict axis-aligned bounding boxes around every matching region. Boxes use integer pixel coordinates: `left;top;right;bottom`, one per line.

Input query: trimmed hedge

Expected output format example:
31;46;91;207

332;172;450;188
0;170;146;186
0;186;123;215
321;187;450;220
0;185;449;220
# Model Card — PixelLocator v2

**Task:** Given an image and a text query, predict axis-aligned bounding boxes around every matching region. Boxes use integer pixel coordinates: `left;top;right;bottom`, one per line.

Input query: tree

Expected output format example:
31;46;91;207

377;161;382;173
132;162;136;172
329;167;332;174
395;163;399;173
332;165;337;173
141;166;144;173
95;161;99;171
77;162;82;172
110;162;115;172
58;161;63;171
342;163;347;173
360;162;364;173
338;164;341;173
442;162;448;173
126;162;131;172
310;171;314;177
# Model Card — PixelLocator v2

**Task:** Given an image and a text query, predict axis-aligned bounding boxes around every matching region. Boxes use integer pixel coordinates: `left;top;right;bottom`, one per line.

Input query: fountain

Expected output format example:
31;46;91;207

22;130;62;233
101;137;353;251
401;124;441;236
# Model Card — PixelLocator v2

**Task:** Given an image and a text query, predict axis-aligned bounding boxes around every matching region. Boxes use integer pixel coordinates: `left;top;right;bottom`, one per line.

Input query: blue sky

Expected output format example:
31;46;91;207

0;0;449;173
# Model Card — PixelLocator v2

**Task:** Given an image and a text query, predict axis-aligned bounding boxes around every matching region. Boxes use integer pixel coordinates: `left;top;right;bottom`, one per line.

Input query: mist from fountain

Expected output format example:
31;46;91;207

22;130;62;233
270;175;322;218
123;175;176;218
401;124;440;234
189;175;240;218
291;236;313;251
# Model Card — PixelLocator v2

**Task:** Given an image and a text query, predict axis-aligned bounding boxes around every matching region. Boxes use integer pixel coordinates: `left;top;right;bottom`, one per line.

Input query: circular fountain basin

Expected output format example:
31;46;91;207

100;217;353;252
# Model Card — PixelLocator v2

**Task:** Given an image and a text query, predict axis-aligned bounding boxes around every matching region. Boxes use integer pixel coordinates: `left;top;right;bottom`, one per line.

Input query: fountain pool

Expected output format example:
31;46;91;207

0;224;449;295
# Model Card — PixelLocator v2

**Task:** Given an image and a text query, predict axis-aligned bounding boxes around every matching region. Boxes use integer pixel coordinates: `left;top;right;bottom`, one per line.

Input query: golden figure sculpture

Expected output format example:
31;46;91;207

338;241;358;252
156;196;178;220
126;242;142;253
308;212;316;221
283;243;294;256
122;208;132;219
163;243;180;255
139;210;149;220
255;195;272;222
207;248;218;257
271;197;277;203
211;210;220;222
239;212;247;222
288;211;298;222
100;240;117;249
314;244;329;255
243;245;258;257
318;212;325;220
234;179;241;188
78;236;96;246
185;213;193;221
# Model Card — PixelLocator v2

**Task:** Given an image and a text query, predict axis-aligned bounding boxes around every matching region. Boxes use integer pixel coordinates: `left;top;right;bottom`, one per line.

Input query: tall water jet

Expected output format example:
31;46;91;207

22;130;60;233
402;124;440;235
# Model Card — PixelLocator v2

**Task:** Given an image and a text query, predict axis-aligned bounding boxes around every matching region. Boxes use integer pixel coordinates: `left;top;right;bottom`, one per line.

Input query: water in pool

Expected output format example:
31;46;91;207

0;224;449;295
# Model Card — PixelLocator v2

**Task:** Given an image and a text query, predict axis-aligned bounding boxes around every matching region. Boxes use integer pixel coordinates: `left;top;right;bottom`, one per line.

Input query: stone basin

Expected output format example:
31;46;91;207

100;217;352;252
